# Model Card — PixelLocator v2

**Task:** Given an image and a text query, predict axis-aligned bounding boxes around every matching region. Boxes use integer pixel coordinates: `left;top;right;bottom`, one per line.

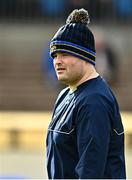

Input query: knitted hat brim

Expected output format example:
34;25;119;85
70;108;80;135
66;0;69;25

50;41;96;65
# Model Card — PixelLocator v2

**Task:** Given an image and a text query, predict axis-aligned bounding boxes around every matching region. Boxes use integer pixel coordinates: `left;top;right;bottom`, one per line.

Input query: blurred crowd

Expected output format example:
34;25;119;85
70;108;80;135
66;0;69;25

0;0;132;22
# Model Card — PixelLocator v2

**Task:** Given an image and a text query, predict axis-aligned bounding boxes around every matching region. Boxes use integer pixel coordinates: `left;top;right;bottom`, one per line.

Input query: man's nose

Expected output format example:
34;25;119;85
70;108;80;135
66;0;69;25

54;55;62;65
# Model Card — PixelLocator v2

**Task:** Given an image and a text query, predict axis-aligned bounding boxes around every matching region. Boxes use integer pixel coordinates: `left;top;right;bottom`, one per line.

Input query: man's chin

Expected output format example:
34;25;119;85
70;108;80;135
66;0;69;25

57;77;67;84
57;75;64;80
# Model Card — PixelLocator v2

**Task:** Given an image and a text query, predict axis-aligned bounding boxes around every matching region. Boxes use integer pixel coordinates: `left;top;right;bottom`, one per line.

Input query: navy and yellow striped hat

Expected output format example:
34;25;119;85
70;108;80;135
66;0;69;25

50;8;96;65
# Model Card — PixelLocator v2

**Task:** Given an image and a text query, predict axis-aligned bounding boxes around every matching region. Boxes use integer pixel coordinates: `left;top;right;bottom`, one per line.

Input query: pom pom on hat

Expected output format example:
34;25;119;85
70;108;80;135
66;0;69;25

66;8;90;25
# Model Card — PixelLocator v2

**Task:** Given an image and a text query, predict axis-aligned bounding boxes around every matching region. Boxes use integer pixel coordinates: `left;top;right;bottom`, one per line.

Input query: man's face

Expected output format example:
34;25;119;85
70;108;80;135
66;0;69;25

53;52;87;86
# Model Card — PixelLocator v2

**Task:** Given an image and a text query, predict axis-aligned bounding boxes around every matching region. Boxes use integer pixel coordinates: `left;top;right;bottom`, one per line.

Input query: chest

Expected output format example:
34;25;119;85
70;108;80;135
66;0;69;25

47;93;77;145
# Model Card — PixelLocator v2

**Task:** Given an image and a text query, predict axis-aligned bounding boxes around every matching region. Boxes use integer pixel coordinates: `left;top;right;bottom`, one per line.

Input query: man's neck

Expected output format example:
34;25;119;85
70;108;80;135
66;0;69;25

69;68;99;92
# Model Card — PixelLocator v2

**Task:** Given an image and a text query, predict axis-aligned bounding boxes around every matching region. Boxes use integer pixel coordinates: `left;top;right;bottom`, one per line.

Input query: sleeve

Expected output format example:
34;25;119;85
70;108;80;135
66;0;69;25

75;99;111;179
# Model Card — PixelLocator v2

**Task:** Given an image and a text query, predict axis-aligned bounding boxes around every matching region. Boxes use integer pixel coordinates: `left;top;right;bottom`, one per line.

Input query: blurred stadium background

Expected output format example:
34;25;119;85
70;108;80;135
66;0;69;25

0;0;132;179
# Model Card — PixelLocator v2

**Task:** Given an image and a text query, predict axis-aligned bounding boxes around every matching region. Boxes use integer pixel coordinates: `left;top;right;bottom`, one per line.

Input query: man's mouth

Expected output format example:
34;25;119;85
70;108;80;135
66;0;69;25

56;68;66;73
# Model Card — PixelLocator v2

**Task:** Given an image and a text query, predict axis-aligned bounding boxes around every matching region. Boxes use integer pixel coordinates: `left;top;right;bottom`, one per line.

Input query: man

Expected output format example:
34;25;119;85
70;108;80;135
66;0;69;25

46;8;126;179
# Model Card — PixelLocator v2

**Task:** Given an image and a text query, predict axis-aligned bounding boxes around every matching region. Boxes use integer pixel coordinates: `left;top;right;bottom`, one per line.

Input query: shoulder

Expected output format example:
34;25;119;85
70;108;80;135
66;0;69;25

58;87;69;99
76;92;115;114
55;87;69;106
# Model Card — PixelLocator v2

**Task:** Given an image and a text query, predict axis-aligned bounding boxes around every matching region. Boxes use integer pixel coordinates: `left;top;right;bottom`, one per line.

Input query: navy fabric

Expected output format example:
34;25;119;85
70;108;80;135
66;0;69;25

51;23;95;52
46;76;126;179
50;23;96;65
